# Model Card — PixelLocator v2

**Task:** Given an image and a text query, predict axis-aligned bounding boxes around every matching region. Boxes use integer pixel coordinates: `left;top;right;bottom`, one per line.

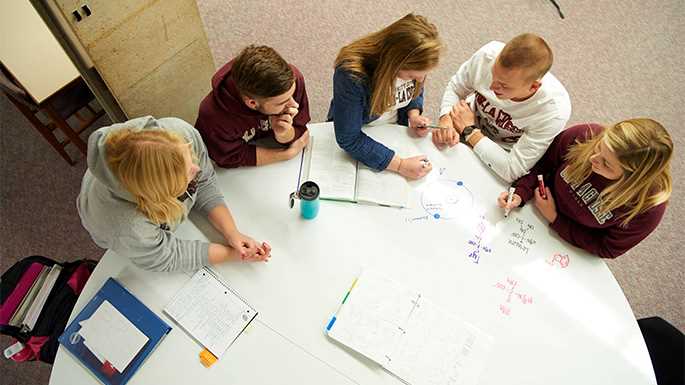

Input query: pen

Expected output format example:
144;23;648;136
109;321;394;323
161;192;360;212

537;175;548;199
421;124;452;131
504;187;515;218
421;158;431;168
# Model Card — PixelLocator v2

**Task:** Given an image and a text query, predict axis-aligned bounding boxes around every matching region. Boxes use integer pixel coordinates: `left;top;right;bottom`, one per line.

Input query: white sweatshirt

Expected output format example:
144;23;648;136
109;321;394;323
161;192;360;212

440;41;571;182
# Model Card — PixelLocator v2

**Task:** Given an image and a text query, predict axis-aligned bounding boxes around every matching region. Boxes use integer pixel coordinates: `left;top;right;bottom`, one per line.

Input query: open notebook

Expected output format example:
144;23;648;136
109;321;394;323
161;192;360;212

300;123;410;208
326;270;493;385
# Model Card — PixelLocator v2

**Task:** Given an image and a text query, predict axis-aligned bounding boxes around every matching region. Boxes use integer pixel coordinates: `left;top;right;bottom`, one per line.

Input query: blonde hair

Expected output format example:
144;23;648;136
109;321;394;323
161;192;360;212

563;119;673;226
105;128;192;225
498;33;553;82
334;13;442;116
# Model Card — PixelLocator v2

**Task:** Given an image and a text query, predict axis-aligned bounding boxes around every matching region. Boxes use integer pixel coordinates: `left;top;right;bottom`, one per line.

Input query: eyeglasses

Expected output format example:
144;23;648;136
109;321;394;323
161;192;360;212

178;171;201;202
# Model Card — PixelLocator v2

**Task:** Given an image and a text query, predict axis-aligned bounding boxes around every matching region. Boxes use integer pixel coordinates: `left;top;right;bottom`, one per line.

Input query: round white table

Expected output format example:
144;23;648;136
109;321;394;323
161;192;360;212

49;123;656;385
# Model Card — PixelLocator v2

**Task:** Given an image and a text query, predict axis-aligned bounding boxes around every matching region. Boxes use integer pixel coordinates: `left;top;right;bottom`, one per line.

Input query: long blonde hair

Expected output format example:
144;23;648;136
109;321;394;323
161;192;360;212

105;128;192;225
334;13;442;116
563;119;673;225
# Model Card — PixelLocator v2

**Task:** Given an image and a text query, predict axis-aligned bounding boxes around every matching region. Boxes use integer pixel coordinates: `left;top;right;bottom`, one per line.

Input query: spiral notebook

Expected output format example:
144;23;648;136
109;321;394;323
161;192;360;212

163;267;257;358
326;270;493;385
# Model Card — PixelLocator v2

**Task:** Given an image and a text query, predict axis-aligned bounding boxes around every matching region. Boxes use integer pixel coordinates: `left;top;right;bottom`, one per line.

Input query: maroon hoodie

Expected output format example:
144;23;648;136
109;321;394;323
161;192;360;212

195;60;310;168
514;124;667;258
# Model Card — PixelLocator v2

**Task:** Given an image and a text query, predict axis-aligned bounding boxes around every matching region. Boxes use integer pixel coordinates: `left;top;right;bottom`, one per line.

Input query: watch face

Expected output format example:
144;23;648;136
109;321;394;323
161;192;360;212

460;125;476;143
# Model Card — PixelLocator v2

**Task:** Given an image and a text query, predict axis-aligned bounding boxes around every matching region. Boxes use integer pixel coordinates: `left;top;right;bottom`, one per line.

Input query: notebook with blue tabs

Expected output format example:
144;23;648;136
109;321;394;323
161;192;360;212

58;278;171;385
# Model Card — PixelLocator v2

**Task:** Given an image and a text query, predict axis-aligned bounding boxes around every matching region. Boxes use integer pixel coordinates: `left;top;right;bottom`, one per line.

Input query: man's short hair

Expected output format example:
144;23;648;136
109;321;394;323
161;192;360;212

498;33;553;81
232;45;294;99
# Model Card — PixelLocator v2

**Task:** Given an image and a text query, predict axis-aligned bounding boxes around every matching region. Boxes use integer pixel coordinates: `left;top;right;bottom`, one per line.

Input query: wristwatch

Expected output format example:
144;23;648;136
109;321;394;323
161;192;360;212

460;125;478;143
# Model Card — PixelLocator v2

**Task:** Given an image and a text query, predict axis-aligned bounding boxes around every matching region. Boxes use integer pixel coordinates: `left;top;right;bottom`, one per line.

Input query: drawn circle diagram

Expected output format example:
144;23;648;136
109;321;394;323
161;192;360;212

421;180;474;220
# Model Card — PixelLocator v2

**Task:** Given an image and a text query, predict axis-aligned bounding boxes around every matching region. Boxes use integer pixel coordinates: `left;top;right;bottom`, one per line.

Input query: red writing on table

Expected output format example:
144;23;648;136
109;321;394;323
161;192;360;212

546;253;570;268
493;277;533;316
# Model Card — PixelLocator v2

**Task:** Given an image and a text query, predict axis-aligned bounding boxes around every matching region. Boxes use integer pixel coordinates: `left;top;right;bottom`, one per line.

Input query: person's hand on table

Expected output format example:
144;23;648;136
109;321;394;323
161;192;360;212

409;114;432;137
398;155;432;180
226;231;257;257
240;242;271;262
496;191;522;211
226;232;266;260
533;187;557;223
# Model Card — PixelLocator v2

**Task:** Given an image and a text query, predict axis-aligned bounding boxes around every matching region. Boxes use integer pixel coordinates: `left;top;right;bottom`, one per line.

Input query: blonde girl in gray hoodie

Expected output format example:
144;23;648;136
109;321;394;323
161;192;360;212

77;116;270;272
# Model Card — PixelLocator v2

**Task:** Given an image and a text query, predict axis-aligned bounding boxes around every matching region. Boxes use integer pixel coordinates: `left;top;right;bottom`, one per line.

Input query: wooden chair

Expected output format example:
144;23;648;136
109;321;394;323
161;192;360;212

0;64;105;165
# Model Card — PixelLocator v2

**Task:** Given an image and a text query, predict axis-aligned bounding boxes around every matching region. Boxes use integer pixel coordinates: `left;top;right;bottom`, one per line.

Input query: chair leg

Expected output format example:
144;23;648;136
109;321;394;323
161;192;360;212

44;103;87;154
3;92;76;165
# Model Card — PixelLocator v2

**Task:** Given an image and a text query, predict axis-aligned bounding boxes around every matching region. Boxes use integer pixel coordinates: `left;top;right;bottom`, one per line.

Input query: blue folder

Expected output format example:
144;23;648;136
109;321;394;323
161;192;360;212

58;278;171;385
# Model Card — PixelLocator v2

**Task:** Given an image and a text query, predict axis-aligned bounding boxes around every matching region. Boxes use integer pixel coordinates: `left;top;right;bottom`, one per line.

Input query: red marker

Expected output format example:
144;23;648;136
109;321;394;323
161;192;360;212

537;175;548;199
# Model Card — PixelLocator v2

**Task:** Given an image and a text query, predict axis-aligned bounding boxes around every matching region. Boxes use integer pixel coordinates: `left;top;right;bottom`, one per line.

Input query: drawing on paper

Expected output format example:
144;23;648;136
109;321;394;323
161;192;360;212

493;277;533;316
507;218;537;254
546;253;570;268
467;216;492;264
421;179;474;220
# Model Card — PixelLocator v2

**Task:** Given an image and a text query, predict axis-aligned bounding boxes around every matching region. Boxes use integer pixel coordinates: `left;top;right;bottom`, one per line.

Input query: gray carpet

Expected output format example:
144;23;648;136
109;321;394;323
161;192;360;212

0;94;107;384
1;1;683;384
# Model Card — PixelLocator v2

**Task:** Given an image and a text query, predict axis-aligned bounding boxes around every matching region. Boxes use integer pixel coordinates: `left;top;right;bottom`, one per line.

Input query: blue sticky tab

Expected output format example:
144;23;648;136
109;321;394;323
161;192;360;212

326;316;337;331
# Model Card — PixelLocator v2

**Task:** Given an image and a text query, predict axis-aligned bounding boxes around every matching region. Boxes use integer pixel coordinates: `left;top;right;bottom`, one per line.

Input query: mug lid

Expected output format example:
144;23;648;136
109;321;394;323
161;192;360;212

299;181;320;200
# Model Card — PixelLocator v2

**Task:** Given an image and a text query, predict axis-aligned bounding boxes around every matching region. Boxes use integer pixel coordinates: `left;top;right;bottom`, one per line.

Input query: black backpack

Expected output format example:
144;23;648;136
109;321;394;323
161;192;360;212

0;255;96;364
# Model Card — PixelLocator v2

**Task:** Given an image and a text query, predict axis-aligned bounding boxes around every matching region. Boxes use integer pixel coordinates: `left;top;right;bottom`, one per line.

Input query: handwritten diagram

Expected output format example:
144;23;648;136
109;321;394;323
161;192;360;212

421;180;474;220
493;277;533;316
467;216;492;264
507;218;537;254
546;253;570;268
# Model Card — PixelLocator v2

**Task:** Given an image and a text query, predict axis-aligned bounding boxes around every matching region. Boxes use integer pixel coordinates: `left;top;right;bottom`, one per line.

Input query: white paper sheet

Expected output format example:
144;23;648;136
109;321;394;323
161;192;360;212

355;163;410;208
78;300;149;372
306;131;358;202
327;271;493;385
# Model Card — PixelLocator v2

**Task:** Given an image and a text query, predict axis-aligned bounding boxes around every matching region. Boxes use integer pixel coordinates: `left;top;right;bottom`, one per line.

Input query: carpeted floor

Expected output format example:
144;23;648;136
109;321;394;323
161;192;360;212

0;94;107;384
1;1;683;384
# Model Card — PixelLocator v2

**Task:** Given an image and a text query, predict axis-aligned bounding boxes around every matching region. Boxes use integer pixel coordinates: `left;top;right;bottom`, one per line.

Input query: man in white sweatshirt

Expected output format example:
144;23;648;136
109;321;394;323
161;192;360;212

432;33;571;182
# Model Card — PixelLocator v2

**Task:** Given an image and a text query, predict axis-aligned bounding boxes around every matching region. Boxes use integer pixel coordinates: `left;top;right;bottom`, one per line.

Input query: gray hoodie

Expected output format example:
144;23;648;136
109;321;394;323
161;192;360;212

77;116;225;272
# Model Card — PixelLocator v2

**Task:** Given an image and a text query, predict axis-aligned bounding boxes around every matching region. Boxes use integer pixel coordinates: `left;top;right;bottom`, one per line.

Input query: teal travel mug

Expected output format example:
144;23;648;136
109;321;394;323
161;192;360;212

299;181;320;219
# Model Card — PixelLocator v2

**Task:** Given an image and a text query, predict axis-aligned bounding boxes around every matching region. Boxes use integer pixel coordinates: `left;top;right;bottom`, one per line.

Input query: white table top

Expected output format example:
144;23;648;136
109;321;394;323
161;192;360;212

49;122;656;385
0;1;80;103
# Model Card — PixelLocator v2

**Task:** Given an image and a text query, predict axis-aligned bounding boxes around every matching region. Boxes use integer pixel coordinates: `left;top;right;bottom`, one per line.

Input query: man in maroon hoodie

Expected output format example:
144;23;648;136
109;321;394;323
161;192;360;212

195;45;310;168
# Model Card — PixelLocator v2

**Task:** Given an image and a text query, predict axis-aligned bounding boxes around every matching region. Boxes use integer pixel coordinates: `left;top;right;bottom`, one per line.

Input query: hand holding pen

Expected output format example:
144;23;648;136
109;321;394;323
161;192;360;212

409;114;432;137
396;155;432;180
497;188;522;216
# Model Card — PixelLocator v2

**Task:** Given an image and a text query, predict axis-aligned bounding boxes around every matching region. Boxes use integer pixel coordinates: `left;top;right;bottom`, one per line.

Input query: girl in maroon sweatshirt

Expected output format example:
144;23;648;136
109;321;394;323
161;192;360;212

497;119;673;258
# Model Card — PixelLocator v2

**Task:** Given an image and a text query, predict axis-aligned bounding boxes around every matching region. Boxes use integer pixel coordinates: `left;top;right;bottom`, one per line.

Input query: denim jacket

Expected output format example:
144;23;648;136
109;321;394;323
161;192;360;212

327;66;424;171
